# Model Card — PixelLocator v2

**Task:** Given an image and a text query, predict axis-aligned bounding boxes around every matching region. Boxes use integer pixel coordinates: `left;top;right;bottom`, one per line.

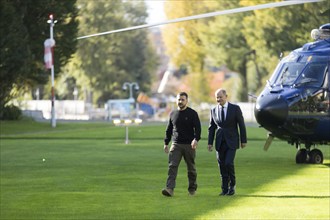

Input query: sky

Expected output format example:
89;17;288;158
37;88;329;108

145;0;166;24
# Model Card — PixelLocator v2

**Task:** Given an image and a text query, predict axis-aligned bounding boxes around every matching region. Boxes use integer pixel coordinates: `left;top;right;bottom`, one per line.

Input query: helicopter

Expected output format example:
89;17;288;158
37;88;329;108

254;23;330;164
77;0;328;163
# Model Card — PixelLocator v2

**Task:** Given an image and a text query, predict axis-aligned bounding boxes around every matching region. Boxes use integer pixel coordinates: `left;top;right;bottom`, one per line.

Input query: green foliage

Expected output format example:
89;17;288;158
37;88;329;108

163;1;212;101
203;6;250;101
242;0;330;95
163;0;329;101
69;0;158;104
163;1;207;71
0;105;22;120
1;122;329;219
0;0;78;112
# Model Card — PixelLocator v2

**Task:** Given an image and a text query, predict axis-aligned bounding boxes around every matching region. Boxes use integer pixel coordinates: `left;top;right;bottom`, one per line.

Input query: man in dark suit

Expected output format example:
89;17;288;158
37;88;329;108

207;88;247;196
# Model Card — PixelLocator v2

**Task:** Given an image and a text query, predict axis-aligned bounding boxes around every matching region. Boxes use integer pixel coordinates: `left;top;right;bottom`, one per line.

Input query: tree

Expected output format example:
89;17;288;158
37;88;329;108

162;0;328;101
72;0;157;105
162;0;252;101
199;0;252;101
162;1;213;102
241;0;329;94
0;0;78;118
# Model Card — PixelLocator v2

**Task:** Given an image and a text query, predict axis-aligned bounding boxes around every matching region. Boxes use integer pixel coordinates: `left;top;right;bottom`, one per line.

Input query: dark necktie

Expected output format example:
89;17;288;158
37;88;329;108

221;106;225;122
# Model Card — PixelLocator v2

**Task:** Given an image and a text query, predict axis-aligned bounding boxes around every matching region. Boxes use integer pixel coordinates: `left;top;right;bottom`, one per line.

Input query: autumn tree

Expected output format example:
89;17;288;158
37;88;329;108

162;1;214;103
162;0;328;101
163;0;252;101
199;0;253;101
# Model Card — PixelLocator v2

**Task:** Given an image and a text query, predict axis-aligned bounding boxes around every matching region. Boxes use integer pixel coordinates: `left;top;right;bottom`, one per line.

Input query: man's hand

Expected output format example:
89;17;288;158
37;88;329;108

207;145;213;152
164;145;169;154
191;139;198;149
241;143;247;149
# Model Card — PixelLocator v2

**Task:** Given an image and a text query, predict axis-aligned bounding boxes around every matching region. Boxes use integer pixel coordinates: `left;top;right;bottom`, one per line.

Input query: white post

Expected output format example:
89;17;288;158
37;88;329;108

35;88;39;110
136;102;139;118
73;87;78;119
125;126;129;144
48;14;57;127
124;119;132;144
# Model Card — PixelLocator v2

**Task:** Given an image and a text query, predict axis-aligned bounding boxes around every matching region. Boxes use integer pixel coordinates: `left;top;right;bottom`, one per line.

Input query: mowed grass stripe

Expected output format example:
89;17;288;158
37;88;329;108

1;121;329;219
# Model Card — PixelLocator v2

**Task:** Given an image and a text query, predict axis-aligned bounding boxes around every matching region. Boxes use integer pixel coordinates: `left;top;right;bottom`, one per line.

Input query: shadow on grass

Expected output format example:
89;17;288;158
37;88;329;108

321;163;330;168
0;136;270;141
237;195;330;199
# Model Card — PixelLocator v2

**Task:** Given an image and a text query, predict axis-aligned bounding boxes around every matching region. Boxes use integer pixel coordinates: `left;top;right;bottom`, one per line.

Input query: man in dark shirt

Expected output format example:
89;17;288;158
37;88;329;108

162;92;201;197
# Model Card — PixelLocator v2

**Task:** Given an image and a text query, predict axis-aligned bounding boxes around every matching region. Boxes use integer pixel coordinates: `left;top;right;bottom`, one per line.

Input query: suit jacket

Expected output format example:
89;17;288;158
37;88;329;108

208;103;247;151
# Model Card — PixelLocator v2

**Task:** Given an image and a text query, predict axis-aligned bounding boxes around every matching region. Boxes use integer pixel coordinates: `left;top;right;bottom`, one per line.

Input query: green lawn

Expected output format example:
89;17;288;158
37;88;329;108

1;120;329;220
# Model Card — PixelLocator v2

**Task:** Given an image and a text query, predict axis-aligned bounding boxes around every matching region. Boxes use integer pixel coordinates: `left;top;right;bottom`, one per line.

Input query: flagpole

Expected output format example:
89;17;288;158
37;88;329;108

47;14;57;127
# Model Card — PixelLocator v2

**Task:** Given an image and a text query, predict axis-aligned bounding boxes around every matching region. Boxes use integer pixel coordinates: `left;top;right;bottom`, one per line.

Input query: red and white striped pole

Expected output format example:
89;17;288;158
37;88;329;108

45;14;57;127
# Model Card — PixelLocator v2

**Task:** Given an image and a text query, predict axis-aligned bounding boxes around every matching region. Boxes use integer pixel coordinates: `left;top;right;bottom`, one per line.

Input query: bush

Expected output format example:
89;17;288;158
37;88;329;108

1;105;22;120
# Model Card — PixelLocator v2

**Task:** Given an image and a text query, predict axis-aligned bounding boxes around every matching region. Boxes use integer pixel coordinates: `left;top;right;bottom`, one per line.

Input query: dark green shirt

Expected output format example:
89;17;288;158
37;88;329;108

164;107;201;145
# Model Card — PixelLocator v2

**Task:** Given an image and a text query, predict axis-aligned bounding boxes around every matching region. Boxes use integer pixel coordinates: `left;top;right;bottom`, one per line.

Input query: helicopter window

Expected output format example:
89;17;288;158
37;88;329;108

273;63;304;86
268;63;282;85
295;63;327;87
290;89;329;114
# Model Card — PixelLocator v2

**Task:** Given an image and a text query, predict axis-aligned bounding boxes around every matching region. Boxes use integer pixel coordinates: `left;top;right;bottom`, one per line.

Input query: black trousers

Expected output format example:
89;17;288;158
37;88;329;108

216;141;236;191
166;143;197;192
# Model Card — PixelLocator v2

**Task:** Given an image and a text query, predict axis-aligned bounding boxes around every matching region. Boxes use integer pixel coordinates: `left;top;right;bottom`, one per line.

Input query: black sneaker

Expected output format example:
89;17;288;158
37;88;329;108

188;191;196;196
162;188;173;197
219;190;228;196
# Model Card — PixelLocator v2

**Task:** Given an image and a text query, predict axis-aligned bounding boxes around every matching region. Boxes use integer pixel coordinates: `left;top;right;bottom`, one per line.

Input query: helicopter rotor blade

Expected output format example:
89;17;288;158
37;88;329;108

77;0;323;40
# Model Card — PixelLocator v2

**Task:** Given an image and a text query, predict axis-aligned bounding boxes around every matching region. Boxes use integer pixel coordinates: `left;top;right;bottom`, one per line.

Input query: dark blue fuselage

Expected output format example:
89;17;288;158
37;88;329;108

255;38;330;146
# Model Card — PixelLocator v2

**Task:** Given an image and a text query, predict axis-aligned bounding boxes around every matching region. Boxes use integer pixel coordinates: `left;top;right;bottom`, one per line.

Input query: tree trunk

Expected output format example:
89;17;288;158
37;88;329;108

239;58;248;102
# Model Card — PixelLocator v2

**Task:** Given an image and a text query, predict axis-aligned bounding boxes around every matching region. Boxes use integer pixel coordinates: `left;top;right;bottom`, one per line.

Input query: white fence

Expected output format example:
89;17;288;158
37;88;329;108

194;102;256;123
18;100;256;122
237;102;257;123
19;100;93;120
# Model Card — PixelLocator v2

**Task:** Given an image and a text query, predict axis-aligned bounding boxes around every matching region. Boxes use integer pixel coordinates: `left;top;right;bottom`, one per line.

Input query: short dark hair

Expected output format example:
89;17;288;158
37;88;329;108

178;92;188;99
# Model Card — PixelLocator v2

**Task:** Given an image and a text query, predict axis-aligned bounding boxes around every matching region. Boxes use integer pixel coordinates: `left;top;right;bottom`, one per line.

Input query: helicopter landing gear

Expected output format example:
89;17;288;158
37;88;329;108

296;149;308;164
308;149;323;164
295;148;323;164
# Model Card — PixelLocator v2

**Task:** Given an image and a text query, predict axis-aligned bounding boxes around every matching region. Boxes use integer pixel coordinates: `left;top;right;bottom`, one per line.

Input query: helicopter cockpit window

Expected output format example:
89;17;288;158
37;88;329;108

295;62;327;87
273;63;304;86
289;62;329;114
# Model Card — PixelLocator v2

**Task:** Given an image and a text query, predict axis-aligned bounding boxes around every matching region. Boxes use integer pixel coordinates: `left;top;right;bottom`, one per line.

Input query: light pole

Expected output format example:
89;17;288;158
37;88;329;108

113;118;142;144
47;14;57;127
35;88;39;110
122;82;140;118
73;87;78;119
122;82;139;99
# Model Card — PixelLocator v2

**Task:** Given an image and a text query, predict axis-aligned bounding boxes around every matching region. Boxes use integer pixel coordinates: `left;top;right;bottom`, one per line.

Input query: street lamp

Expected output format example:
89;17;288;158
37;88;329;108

46;14;57;127
35;88;40;110
116;82;142;143
122;82;139;99
122;82;140;118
